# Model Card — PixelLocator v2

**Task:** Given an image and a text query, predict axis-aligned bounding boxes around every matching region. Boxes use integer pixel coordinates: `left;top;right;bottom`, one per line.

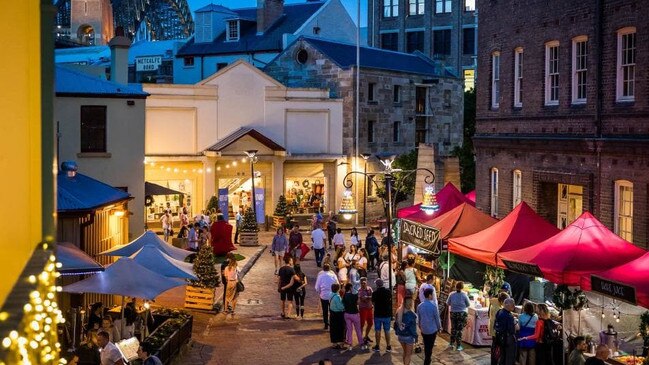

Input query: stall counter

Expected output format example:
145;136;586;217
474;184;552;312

446;306;492;346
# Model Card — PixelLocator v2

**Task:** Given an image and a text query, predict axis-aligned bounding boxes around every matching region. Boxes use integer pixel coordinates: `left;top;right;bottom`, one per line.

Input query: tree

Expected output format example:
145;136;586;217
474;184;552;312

376;149;418;214
273;195;289;218
189;243;219;288
452;88;476;192
206;195;219;214
240;207;259;232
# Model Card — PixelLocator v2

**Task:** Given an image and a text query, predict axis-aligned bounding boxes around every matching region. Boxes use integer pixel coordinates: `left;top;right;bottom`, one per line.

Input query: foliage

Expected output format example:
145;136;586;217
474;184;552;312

151;308;191;320
452;88;476;193
483;265;505;297
274;195;289;217
640;312;649;345
189;243;220;288
206;195;219;213
376;149;419;213
550;285;588;311
144;317;187;351
240;207;259;233
571;289;588;311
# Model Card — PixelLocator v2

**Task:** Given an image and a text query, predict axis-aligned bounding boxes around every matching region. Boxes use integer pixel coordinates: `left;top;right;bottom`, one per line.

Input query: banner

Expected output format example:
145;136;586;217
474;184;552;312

254;187;265;223
591;275;637;305
398;219;441;258
218;189;229;221
502;260;544;277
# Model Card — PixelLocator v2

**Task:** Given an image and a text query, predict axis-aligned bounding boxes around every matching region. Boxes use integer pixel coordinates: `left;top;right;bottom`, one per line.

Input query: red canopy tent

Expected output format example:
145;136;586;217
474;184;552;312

397;182;473;222
464;190;476;206
448;202;560;268
423;202;497;240
500;212;645;286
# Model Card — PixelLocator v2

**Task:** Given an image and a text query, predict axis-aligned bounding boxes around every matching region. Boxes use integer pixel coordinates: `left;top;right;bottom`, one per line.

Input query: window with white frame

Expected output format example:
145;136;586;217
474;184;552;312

614;180;633;242
409;0;424;15
435;0;451;13
512;170;522;208
572;36;588;104
617;27;636;101
384;0;398;18
465;0;475;11
514;48;523;107
491;52;500;109
545;41;559;105
226;20;239;41
490;168;499;217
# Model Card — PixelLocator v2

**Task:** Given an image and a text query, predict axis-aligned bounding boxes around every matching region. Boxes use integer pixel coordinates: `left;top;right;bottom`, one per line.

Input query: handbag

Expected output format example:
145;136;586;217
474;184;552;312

236;281;245;293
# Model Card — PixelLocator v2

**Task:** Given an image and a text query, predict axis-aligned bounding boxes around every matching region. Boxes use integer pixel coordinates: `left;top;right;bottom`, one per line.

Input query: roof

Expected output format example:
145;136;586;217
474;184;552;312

55;39;185;66
145;181;185;196
423;202;497;240
195;4;237;14
177;1;325;57
57;242;104;275
293;36;457;77
55;65;148;98
57;171;132;212
206;127;285;152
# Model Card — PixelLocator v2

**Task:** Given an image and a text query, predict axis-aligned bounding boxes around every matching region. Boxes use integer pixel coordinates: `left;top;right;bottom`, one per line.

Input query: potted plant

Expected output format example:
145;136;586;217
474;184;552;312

239;207;259;246
273;195;289;229
184;243;220;311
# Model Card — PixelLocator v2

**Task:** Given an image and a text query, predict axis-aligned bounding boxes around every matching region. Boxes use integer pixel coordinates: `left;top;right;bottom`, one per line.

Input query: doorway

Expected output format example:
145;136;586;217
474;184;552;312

557;184;583;229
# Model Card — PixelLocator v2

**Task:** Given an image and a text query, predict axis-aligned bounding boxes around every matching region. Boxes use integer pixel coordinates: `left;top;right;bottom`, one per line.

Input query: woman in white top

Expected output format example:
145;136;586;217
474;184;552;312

336;247;348;285
223;259;241;315
161;212;172;242
332;228;345;249
357;248;368;272
344;244;360;263
404;257;418;294
350;227;360;247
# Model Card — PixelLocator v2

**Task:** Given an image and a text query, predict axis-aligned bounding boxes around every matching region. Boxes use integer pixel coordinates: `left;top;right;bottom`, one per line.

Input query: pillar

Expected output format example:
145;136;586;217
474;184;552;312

414;143;436;203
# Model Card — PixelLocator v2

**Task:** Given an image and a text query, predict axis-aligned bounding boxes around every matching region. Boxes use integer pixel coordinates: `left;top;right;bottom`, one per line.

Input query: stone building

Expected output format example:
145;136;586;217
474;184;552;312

474;0;649;246
69;0;114;45
367;0;477;90
265;36;464;221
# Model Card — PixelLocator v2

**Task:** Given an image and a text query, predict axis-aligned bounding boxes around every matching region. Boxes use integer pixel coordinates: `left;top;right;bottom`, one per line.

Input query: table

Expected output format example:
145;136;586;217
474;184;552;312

446;306;492;346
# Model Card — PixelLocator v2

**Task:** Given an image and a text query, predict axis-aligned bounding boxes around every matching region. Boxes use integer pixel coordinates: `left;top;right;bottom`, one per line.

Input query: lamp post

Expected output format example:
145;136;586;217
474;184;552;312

360;153;371;227
339;153;438;312
244;150;258;223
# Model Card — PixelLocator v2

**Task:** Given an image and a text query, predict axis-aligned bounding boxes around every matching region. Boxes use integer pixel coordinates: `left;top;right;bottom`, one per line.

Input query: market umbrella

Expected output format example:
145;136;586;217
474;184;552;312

57;242;104;275
99;230;191;261
500;211;645;286
397;182;473;222
448;201;560;268
130;245;197;280
464;190;476;205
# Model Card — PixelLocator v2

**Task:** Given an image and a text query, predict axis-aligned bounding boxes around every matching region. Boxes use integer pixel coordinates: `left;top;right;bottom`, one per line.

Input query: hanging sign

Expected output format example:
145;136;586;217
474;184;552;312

399;219;441;258
218;189;229;221
502;260;544;277
135;56;162;71
590;275;637;305
254;187;265;223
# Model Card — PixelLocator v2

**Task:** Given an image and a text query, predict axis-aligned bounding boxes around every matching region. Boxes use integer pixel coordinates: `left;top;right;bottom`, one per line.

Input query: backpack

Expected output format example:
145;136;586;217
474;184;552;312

542;318;561;344
493;309;507;346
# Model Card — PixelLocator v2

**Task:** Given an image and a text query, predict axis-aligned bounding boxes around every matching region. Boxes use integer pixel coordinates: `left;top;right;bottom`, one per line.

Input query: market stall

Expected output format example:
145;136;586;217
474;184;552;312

144;181;187;223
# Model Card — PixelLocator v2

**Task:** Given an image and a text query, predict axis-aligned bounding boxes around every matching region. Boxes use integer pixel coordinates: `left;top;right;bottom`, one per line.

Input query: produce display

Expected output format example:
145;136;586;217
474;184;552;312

614;355;645;365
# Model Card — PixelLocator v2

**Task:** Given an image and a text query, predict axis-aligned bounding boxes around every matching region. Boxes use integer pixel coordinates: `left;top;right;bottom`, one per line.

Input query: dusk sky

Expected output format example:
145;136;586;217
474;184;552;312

186;0;368;27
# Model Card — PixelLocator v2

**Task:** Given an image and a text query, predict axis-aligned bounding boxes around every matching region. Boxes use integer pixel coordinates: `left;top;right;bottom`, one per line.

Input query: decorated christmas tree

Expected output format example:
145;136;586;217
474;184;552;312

240;207;259;232
206;195;219;213
274;195;289;217
189;243;219;288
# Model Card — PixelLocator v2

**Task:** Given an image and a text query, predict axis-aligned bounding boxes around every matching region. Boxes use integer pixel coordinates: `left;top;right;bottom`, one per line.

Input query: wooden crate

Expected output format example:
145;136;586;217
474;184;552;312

272;216;286;229
184;286;216;311
239;231;259;246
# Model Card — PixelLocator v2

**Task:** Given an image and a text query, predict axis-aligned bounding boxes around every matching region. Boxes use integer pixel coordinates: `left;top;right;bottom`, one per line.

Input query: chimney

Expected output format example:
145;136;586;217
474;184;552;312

61;161;79;178
108;28;131;85
257;0;284;34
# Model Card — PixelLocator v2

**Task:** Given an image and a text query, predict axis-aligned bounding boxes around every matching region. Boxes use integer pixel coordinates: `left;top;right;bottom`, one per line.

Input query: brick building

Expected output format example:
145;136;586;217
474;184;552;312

474;0;649;247
367;0;478;90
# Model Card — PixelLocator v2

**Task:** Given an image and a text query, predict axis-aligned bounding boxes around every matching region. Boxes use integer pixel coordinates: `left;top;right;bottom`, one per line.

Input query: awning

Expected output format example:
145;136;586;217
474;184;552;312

464;190;476;205
423;202;497;240
145;181;185;196
397;182;473;222
57;242;104;275
99;230;192;261
501;211;645;286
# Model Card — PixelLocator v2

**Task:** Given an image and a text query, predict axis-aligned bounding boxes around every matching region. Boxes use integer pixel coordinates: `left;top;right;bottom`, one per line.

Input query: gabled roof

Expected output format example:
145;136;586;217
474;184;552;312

177;1;325;57
199;59;285;87
55;65;148;98
195;4;237;14
206;127;285;152
58;171;132;212
294;36;458;77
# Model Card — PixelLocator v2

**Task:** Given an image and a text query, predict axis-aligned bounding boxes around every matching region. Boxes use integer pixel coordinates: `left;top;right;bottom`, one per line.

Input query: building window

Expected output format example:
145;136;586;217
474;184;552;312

491;52;500;109
416;86;427;114
490;167;499;217
435;0;451;13
409;0;424;15
614;180;633;242
463;28;476;55
433;29;451;56
512;170;522;208
464;69;475;91
545;41;560;105
381;32;398;51
368;82;376;102
393;85;401;103
183;57;194;67
465;0;475;11
514;47;523;107
393;121;401;142
368;120;376;143
617;27;636;102
216;62;228;71
80;105;107;153
415;117;426;145
383;0;398;18
406;31;424;53
226;20;239;41
572;36;588;104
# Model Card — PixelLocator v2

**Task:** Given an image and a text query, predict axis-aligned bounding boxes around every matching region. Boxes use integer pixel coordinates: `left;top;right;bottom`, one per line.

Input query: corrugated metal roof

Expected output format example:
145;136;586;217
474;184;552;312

58;172;132;212
55;65;149;98
206;127;285;152
177;1;325;57
55;39;185;66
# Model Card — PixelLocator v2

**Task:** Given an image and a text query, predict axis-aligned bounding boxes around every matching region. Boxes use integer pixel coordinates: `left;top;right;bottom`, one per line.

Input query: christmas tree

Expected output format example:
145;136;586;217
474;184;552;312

240;207;259;232
273;195;289;217
189;243;220;288
206;195;219;213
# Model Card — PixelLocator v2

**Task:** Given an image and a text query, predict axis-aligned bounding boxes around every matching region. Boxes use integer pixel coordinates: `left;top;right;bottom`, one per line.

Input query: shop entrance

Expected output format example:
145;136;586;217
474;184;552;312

219;177;264;217
284;177;326;215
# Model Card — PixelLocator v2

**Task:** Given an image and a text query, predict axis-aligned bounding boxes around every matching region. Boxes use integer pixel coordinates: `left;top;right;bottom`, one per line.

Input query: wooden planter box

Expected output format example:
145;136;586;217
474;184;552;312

239;231;259;246
184;286;216;311
272;216;286;229
151;316;193;365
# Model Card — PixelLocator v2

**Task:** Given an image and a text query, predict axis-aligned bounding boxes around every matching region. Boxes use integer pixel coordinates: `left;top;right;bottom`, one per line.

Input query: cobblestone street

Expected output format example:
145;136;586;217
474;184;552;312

159;231;491;365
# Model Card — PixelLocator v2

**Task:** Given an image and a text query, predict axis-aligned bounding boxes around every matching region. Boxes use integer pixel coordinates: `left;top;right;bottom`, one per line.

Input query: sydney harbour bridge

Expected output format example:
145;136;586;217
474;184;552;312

55;0;194;42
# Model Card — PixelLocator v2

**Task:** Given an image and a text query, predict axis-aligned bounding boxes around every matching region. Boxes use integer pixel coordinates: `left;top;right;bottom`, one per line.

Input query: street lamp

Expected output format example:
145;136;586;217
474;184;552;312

244;150;258;223
338;153;437;312
360;153;371;226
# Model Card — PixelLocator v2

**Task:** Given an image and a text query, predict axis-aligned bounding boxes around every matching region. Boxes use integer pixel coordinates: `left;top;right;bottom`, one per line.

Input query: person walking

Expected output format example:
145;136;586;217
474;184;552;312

326;212;337;249
271;228;288;275
187;223;199;251
289;224;303;264
293;264;307;319
161;212;172;242
348;260;361;294
329;283;346;349
494;298;517;365
350;227;360;248
518;303;557;365
223;256;240;316
418;274;438;304
343;283;364;350
311;224;327;267
364;229;378;271
278;256;296;318
395;297;418;365
358;278;374;346
396;261;407;308
378;254;395;289
417;288;442;365
220;252;235;308
315;263;339;330
371;279;392;353
333;228;345;250
234;209;242;244
517;302;538;365
447;281;471;351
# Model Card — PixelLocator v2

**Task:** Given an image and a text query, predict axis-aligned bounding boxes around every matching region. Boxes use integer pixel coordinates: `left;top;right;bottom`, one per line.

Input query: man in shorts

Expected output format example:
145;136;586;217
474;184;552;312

278;256;296;318
371;278;392;353
358;277;374;345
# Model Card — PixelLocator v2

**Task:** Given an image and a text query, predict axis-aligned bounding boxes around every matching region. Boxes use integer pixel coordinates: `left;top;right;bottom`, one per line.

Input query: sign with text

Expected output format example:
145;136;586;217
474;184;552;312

399;219;441;258
135;56;162;71
218;189;229;221
502;260;544;277
254;187;265;223
591;275;637;305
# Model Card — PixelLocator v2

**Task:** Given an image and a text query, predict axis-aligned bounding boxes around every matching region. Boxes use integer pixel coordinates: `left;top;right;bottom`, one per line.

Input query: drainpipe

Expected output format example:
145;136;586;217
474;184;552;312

593;0;604;215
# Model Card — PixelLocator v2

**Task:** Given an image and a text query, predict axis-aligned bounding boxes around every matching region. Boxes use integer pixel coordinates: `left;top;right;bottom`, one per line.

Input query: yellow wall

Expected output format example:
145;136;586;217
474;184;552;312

0;1;44;307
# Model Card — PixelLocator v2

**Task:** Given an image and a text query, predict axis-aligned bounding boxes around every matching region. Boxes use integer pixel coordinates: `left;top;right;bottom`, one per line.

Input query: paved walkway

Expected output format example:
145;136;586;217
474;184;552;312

156;231;491;365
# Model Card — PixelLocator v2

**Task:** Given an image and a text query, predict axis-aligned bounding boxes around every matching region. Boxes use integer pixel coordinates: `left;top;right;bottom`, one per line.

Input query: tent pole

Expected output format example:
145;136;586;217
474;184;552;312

121;296;126;340
446;250;450;280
